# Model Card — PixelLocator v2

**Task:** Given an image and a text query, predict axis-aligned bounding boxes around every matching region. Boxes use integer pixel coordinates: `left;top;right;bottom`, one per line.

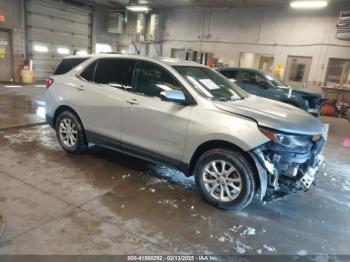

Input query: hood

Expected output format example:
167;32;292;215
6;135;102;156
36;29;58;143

276;85;322;98
215;95;325;135
290;86;322;98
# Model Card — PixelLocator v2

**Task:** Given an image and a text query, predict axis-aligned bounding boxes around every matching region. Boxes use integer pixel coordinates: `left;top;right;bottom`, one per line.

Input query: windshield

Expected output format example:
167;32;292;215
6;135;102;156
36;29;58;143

174;66;248;101
264;73;288;88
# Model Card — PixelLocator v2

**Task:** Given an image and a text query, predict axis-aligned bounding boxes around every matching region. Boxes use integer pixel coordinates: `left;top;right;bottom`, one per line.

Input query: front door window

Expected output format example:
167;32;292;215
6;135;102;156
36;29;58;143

132;61;183;99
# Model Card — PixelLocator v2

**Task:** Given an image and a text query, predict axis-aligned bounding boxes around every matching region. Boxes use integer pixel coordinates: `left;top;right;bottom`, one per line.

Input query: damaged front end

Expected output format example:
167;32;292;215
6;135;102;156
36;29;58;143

250;128;326;202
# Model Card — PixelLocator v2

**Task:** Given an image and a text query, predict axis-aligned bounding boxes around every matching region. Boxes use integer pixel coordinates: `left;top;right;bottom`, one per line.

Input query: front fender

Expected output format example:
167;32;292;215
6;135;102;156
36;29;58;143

248;151;268;200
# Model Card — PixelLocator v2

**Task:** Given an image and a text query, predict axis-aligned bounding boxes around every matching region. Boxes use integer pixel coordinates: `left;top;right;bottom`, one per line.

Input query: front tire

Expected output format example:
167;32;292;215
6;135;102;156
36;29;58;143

194;149;257;210
55;111;87;154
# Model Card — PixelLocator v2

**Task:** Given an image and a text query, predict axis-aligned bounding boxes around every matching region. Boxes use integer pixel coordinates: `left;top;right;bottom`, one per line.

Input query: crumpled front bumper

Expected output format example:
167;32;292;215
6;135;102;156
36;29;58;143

250;137;326;201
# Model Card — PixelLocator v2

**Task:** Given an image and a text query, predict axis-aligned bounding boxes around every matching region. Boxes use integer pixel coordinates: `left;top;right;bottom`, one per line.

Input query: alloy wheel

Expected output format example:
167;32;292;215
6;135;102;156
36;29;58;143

58;118;78;147
202;160;242;202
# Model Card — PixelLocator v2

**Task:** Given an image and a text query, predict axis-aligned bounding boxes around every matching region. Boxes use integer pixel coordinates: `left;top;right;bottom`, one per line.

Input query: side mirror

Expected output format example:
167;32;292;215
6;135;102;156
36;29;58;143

160;90;187;104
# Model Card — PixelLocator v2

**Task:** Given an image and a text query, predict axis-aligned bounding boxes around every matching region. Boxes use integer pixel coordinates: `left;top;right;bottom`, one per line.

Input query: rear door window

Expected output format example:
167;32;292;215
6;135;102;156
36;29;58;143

54;58;88;75
93;58;133;89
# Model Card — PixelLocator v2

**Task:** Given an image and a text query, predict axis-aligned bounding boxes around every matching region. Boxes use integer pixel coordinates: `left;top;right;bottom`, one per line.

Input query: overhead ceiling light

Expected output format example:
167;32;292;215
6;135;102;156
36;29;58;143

290;1;328;9
33;44;48;53
76;50;88;56
57;47;70;55
95;43;112;54
126;5;151;12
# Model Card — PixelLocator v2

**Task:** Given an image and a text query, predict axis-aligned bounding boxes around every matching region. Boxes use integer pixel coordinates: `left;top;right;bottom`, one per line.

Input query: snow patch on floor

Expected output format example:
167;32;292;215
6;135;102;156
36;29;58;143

342;178;350;192
233;240;252;254
262;244;276;252
2;126;59;150
157;199;178;208
240;226;256;236
297;250;307;255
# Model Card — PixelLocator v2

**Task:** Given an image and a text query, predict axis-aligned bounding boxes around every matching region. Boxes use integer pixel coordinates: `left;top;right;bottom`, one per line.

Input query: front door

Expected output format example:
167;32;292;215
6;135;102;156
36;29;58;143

121;61;191;165
0;30;12;82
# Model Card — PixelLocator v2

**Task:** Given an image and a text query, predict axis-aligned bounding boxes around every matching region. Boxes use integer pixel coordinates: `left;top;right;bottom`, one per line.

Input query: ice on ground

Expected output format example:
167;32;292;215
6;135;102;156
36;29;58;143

234;240;252;254
297;250;307;255
342;179;350;191
240;226;256;236
157;199;178;208
217;236;226;242
262;244;276;252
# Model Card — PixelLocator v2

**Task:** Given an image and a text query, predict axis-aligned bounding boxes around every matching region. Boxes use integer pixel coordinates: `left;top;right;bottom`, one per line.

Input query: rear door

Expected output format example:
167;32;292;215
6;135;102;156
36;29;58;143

121;60;192;164
73;58;132;142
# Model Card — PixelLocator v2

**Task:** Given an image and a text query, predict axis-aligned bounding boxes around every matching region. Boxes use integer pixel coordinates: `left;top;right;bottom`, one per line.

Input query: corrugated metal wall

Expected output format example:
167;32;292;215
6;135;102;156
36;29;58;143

26;0;91;80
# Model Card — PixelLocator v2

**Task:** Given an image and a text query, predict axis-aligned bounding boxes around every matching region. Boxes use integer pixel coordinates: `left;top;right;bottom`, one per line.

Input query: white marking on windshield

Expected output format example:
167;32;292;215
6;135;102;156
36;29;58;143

199;79;221;90
186;76;213;98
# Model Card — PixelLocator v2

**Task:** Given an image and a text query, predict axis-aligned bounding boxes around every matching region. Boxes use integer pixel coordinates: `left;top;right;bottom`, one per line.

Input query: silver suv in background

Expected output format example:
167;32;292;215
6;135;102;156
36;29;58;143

45;54;326;210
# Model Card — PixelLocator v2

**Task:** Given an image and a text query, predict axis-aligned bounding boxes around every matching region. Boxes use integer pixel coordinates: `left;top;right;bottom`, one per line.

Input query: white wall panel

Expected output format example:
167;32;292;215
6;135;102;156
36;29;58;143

26;0;91;80
160;4;350;87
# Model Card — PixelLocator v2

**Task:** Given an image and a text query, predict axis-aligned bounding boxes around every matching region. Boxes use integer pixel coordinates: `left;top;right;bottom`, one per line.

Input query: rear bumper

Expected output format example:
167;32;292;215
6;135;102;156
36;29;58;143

251;137;326;201
46;114;54;128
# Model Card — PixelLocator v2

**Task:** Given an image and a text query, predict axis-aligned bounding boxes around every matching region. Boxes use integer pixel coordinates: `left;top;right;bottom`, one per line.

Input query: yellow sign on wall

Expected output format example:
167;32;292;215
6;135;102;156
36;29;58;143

0;46;5;59
273;64;284;78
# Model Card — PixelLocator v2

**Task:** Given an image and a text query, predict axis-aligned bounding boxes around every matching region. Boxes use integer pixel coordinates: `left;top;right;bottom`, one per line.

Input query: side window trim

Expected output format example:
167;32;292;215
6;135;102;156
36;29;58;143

54;58;89;75
77;60;98;83
91;59;98;82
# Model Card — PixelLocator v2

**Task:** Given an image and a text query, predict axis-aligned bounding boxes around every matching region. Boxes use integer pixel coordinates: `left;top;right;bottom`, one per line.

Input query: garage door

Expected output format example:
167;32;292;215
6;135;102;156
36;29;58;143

26;0;91;80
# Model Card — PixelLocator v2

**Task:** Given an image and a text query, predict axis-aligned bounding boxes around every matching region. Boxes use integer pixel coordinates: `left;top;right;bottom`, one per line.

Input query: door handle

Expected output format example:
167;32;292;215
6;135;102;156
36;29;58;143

76;85;86;91
126;99;139;105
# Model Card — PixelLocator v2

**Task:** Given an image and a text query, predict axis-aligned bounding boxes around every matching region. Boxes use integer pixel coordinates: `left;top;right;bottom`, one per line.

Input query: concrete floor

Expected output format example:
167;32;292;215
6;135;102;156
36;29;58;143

0;84;349;255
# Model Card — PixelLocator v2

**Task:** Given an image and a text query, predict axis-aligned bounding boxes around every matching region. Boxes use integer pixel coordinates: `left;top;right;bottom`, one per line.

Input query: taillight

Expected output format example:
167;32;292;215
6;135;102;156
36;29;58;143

45;78;54;89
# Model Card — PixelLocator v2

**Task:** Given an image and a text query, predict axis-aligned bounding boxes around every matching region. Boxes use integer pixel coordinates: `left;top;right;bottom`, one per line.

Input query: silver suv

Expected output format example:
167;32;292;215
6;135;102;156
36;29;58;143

45;54;326;210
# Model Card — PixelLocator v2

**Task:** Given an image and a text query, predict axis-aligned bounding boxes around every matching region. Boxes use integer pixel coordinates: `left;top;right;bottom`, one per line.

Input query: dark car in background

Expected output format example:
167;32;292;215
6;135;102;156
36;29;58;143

216;67;324;116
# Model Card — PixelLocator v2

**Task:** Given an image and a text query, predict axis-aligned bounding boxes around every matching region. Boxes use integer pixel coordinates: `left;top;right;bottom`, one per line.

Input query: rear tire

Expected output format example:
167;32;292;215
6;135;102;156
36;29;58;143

55;111;87;154
194;149;257;210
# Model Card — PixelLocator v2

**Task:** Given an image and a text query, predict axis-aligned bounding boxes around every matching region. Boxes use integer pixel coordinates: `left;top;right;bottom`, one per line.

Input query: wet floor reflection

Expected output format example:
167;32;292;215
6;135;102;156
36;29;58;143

1;122;350;254
0;94;46;129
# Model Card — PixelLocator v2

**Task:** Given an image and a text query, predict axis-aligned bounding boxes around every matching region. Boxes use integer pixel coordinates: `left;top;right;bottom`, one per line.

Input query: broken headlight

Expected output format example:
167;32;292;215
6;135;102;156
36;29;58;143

259;127;311;148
